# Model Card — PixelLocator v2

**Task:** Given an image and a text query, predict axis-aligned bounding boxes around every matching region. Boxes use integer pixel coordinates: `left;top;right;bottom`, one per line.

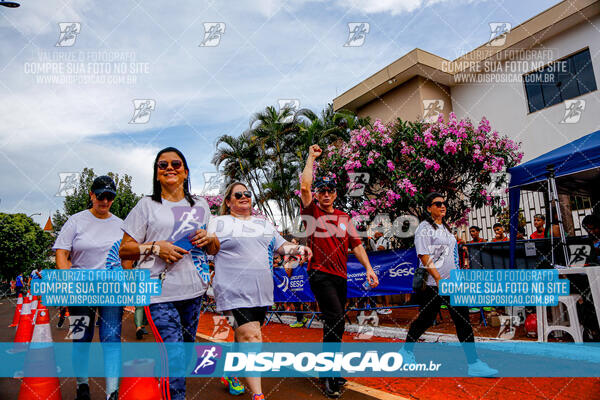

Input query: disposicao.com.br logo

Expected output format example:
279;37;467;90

223;351;441;373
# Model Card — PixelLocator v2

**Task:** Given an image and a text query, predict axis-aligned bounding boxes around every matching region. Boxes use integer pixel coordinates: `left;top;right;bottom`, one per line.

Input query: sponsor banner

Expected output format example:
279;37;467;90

3;342;600;378
274;249;417;302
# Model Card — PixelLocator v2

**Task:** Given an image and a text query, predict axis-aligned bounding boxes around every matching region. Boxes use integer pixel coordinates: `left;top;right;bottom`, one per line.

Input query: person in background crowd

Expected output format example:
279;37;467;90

369;230;389;251
301;144;379;398
369;230;392;315
530;214;546;239
468;226;486;243
399;192;497;377
582;214;600;263
119;147;220;400
14;273;23;297
516;226;526;240
209;181;313;400
285;239;309;328
492;223;508;242
53;175;132;400
134;306;148;340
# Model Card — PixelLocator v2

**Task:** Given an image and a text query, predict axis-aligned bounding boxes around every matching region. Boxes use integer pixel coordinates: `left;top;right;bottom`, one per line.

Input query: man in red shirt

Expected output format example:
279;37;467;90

468;226;486;243
300;144;378;398
530;214;546;239
492;223;508;242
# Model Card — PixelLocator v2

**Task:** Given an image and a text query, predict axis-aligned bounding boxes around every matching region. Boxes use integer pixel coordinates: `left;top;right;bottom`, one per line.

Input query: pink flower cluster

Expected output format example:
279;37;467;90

397;178;417;197
419;157;440;172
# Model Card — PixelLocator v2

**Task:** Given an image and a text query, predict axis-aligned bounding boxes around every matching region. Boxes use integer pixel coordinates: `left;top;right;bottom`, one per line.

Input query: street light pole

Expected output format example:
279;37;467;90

28;213;41;218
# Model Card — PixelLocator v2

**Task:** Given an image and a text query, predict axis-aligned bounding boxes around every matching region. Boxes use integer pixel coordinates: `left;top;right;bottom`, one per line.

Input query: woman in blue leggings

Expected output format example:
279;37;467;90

120;147;220;400
54;176;131;400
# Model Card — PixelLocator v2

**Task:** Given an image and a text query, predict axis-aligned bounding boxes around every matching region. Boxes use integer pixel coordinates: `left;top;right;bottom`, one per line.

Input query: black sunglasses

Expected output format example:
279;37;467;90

431;201;447;208
157;160;183;170
317;187;336;194
233;191;252;200
96;192;116;201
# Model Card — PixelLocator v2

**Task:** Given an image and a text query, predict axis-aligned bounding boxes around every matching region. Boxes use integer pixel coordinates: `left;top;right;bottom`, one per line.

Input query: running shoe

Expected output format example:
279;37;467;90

289;317;308;328
469;308;480;313
398;348;416;365
467;360;498;377
323;377;340;398
136;328;144;340
440;305;448;309
483;307;494;312
75;383;90;400
221;376;245;395
252;394;265;400
376;308;392;315
107;391;118;400
336;377;347;386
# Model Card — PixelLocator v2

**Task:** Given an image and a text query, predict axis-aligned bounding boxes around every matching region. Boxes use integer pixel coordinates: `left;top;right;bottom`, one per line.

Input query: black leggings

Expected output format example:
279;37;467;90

309;270;347;343
405;285;477;363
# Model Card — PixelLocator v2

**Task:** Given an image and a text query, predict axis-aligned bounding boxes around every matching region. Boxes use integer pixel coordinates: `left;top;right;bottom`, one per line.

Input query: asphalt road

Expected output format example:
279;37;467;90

0;298;381;400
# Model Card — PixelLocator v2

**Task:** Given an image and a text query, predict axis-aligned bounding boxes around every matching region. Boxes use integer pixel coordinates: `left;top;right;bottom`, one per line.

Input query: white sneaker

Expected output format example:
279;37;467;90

398;348;416;365
467;360;498;377
377;308;392;315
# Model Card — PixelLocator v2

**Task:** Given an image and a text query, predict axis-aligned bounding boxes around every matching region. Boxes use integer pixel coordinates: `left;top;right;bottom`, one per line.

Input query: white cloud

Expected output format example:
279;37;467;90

336;0;482;16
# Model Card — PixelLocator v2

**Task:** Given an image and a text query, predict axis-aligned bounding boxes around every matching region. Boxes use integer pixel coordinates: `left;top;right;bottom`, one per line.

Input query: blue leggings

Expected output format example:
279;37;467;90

70;306;123;393
148;296;202;400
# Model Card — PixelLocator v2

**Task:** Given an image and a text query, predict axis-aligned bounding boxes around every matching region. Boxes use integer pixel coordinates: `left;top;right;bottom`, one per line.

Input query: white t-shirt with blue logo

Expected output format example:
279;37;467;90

414;221;459;287
53;210;124;270
122;196;211;304
208;215;286;312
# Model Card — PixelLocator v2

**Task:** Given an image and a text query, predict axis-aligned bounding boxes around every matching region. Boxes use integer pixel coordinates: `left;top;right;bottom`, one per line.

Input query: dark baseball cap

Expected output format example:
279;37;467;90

91;175;117;196
314;176;336;190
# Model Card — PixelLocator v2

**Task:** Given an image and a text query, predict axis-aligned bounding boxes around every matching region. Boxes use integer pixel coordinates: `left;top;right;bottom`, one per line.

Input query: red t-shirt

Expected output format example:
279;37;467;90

530;231;545;239
492;236;509;242
301;200;362;279
468;238;486;244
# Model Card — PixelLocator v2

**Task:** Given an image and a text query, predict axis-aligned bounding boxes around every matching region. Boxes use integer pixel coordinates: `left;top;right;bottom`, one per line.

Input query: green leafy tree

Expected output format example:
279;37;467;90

212;104;357;231
0;213;54;280
52;168;141;232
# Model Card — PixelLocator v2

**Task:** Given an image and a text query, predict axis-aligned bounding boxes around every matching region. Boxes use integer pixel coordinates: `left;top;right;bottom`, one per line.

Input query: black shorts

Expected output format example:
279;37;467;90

225;306;268;329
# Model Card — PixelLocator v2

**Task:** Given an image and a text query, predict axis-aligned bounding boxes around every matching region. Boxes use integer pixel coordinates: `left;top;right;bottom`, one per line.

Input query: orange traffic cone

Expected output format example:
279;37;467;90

17;303;62;400
10;295;35;353
119;359;162;400
30;296;39;321
9;294;23;327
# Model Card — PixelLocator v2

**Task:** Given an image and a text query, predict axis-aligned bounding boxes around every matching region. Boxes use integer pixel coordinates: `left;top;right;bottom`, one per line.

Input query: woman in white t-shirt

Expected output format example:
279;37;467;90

53;175;131;400
119;147;219;400
209;182;312;400
399;192;497;377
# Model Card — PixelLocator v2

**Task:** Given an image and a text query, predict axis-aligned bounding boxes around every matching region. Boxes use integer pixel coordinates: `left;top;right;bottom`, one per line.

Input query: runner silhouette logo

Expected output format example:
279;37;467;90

192;345;222;375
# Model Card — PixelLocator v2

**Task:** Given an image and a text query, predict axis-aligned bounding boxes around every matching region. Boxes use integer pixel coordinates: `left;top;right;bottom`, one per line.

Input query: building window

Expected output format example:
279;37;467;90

524;48;597;113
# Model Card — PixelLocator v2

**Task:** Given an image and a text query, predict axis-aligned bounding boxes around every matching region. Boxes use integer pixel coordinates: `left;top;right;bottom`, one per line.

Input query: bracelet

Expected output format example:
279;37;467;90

140;241;160;256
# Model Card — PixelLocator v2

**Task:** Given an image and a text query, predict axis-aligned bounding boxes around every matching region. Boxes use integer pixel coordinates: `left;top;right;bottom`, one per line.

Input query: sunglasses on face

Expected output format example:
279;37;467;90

233;191;252;200
96;192;116;201
317;188;335;194
156;160;183;170
431;201;447;208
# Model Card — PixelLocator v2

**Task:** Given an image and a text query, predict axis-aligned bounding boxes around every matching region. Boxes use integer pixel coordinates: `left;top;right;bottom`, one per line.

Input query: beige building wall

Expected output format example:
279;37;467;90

356;77;453;123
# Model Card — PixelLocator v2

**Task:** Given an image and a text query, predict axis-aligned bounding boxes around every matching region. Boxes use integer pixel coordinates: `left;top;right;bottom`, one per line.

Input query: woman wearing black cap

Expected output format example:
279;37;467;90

54;175;131;400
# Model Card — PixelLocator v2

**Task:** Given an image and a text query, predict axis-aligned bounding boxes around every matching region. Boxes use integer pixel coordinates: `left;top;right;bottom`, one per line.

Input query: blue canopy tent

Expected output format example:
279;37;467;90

508;130;600;267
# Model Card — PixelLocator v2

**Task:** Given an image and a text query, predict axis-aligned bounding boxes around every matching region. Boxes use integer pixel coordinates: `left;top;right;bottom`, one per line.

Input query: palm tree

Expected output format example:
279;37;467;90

211;134;275;220
212;104;365;232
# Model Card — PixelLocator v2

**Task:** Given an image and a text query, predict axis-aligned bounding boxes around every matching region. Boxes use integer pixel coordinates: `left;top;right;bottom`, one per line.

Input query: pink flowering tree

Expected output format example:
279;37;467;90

316;113;523;226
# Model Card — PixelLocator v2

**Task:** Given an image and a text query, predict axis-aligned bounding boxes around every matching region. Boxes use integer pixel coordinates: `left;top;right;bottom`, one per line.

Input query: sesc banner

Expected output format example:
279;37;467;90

273;248;417;302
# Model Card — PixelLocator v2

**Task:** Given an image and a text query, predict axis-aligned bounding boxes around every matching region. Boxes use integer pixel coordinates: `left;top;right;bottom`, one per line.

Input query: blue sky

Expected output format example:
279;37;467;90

0;0;560;225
